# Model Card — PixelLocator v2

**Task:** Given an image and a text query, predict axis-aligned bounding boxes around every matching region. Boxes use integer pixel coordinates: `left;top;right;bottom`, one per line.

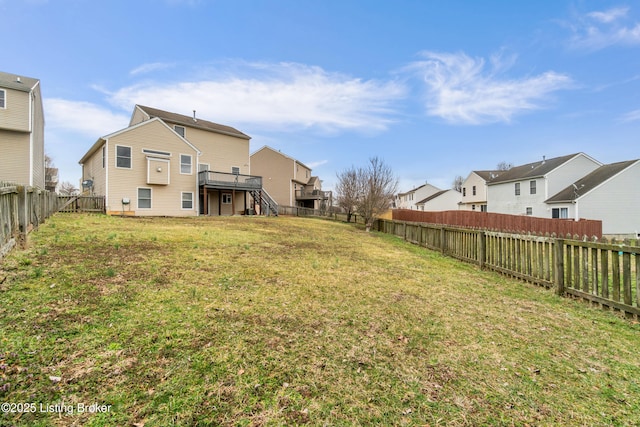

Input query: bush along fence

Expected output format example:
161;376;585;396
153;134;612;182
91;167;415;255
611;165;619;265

0;183;61;258
374;218;640;319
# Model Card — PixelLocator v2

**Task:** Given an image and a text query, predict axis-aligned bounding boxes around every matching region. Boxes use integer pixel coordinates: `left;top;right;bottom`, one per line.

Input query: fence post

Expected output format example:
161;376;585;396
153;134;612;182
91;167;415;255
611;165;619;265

554;238;565;296
17;186;28;248
440;227;446;254
478;230;486;268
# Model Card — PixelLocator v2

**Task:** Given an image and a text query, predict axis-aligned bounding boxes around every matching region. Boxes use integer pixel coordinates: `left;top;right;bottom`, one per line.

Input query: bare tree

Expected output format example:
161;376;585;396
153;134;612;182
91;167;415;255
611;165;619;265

355;157;398;232
58;181;79;196
335;166;360;223
452;175;463;192
496;161;513;171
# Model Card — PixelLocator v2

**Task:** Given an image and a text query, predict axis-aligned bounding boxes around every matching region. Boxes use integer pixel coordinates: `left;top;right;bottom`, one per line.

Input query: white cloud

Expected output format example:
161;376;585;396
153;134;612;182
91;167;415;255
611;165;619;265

107;62;406;133
129;62;176;76
306;160;328;169
45;99;130;137
570;7;640;50
407;51;572;125
619;109;640;123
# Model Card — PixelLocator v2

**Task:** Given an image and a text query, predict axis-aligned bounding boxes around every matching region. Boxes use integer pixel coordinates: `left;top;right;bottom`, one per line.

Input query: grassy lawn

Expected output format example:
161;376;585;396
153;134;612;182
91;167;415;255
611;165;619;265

1;214;639;426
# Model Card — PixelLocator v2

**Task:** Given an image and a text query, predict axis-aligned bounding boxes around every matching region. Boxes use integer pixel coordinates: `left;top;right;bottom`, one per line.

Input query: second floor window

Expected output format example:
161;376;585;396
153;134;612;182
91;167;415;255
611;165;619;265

116;146;131;169
515;182;521;196
530;180;537;194
472;186;476;196
0;89;5;108
174;125;185;137
463;188;466;196
180;154;192;174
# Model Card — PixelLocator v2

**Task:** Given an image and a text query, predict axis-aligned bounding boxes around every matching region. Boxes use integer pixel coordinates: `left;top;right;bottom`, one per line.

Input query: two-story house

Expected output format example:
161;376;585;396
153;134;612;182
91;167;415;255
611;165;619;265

0;71;45;188
416;189;462;211
459;170;503;212
79;105;263;216
394;183;441;210
486;153;602;217
250;146;332;211
545;159;640;236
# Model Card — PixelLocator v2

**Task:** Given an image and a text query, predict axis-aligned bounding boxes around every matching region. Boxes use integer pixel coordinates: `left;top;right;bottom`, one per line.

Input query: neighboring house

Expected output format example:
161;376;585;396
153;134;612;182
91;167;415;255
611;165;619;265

459;170;503;212
250;145;332;210
487;153;602;217
394;183;441;210
545;160;640;237
79;105;261;216
0;71;45;188
416;189;462;211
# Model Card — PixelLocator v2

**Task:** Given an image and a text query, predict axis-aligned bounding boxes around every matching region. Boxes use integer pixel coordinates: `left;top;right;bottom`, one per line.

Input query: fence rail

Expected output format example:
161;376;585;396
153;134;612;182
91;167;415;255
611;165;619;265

375;218;639;318
58;196;106;213
1;185;61;258
393;209;603;239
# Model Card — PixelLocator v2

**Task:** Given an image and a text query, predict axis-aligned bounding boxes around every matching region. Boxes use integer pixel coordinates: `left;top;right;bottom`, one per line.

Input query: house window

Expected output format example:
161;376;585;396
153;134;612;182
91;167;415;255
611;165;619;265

552;208;568;219
138;188;151;209
231;167;240;175
481;205;487;212
530;180;537;195
472;204;476;211
222;193;232;204
526;207;533;215
174;125;185;137
0;89;5;108
180;154;192;174
181;192;193;209
472;186;476;196
102;146;106;168
116;145;132;169
463;188;466;197
515;182;520;196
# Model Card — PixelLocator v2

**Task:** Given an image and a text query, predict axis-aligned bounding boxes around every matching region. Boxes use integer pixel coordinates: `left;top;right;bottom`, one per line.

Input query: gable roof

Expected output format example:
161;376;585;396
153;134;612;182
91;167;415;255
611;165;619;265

416;189;449;205
487;153;597;185
135;105;250;140
78;117;200;164
0;71;39;92
473;170;504;181
545;160;639;203
250;145;312;171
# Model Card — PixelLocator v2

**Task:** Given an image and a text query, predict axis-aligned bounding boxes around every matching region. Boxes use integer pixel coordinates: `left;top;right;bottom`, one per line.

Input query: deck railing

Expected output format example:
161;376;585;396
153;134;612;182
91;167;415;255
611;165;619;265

198;171;262;190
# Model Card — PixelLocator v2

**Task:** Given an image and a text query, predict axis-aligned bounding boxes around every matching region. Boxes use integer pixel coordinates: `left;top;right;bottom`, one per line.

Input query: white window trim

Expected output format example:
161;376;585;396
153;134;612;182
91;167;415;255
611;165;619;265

115;145;132;169
137;187;152;210
181;191;194;210
180;154;193;175
143;148;171;157
0;89;6;109
222;193;232;204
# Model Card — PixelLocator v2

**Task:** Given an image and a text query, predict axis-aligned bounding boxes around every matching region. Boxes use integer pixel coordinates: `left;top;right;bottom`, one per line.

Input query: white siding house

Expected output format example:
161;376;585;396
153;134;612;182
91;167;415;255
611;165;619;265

395;183;441;210
487;153;601;217
545;160;640;237
416;189;462;211
459;170;503;212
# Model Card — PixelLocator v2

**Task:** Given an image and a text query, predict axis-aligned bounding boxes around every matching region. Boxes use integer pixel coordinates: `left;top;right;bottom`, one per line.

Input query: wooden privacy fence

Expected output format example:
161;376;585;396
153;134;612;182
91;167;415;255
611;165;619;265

58;196;106;213
375;218;640;318
393;209;603;239
0;184;61;257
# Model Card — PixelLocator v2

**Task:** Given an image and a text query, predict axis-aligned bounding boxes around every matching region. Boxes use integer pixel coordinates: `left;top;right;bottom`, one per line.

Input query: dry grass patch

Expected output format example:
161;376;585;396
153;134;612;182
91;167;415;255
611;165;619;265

0;214;639;426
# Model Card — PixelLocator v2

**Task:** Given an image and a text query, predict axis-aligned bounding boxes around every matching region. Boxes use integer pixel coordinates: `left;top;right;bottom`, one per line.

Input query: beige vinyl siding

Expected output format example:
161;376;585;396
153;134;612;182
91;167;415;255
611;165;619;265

251;148;295;206
81;142;107;197
0;130;30;184
0;88;30;132
128;107;149;127
106;120;198;216
177;126;250;175
30;84;45;188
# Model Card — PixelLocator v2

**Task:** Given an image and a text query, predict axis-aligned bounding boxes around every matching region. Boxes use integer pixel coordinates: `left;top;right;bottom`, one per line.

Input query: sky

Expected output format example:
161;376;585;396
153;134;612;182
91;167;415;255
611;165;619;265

2;0;640;193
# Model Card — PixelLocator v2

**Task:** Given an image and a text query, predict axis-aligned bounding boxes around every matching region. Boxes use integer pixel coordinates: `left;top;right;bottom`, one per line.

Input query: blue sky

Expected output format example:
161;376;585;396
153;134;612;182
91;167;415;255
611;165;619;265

3;0;640;193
